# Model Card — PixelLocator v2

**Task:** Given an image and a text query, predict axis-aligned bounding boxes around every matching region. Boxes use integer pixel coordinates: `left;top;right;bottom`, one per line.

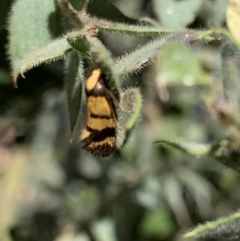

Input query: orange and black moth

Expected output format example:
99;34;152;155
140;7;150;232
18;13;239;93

80;69;118;157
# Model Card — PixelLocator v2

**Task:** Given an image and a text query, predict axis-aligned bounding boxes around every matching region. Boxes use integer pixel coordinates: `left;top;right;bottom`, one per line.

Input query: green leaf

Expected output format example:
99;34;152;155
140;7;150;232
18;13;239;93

114;30;201;78
154;139;211;156
184;210;240;240
211;139;240;173
86;0;138;24
152;0;202;28
67;30;92;57
157;42;209;86
135;176;163;209
155;138;240;173
91;19;173;36
8;0;62;83
177;169;213;218
64;51;83;136
163;174;191;225
17;37;72;86
117;88;142;148
199;0;228;27
221;39;240;112
114;37;168;77
140;210;175;238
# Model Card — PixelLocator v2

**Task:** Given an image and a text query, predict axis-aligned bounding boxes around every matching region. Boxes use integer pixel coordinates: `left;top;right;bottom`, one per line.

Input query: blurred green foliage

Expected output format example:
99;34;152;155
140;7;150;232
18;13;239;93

1;0;240;241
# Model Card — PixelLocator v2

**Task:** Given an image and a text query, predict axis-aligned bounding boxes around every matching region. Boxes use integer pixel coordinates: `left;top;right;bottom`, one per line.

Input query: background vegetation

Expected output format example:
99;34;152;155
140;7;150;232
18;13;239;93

1;0;240;241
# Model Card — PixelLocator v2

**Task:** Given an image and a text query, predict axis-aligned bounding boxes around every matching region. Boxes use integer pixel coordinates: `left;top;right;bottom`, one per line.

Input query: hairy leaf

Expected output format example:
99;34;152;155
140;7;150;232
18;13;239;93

90;18;173;36
17;37;72;86
154;139;211;156
221;39;240;112
64;51;84;136
114;37;168;77
67;31;91;57
211;139;240;173
155;138;240;173
114;30;201;78
117;88;142;148
184;210;240;240
8;0;62;83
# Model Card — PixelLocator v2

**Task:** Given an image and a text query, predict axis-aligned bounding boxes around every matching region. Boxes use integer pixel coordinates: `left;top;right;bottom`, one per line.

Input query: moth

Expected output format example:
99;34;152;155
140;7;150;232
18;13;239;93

80;68;118;157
